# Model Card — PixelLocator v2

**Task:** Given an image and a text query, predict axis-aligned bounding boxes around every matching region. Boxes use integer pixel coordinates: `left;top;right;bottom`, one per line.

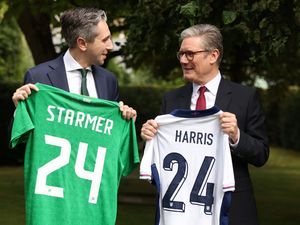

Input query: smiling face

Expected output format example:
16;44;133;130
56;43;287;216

179;36;220;85
84;20;113;66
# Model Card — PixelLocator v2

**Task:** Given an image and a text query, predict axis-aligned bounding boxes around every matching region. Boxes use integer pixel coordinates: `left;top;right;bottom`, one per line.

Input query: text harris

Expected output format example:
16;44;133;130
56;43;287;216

175;130;213;145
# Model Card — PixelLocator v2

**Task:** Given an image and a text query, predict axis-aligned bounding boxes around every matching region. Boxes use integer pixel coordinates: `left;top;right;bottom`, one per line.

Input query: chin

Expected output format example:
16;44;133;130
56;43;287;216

183;73;195;82
97;59;104;65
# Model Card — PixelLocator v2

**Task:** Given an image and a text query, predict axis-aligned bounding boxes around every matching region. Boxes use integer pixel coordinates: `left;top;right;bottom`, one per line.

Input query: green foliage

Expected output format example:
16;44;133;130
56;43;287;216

119;85;172;141
0;0;8;21
123;0;187;79
0;17;33;83
107;58;185;86
1;0;299;87
278;90;300;150
106;58;130;85
222;10;237;24
124;0;300;87
261;86;300;151
179;1;200;25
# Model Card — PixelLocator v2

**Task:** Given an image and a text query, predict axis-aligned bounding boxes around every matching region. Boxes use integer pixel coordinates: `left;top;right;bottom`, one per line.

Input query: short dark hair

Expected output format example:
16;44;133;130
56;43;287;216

61;7;107;48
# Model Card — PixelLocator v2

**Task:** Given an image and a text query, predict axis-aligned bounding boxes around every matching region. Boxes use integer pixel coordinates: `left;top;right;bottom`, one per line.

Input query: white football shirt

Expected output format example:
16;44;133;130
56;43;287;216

140;107;235;225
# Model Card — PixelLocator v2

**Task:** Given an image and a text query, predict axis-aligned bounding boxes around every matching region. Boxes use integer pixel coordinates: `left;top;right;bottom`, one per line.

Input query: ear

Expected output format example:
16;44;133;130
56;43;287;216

77;37;87;51
209;49;220;64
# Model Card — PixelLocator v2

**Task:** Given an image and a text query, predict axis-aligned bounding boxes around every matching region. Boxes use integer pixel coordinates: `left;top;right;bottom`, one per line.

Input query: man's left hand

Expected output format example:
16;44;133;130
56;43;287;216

119;101;137;121
220;112;239;143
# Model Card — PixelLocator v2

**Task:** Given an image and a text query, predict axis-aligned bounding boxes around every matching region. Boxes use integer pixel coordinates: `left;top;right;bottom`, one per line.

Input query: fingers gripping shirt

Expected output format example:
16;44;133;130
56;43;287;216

140;107;235;225
10;83;139;225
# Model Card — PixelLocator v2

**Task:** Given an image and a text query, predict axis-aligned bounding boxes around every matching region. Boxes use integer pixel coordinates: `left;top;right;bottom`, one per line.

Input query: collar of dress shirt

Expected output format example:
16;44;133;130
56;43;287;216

63;49;92;72
192;71;221;96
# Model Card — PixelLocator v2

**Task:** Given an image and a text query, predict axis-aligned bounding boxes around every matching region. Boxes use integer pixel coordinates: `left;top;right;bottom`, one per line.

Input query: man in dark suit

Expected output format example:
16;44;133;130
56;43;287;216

11;7;136;120
140;24;269;225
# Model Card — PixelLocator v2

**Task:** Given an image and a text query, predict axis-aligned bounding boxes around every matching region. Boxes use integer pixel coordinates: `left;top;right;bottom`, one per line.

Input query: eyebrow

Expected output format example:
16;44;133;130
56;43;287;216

102;35;111;42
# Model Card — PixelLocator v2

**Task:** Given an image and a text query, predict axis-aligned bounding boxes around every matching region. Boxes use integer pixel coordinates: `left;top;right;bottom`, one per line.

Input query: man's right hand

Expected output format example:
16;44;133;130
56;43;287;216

12;83;39;107
140;119;159;141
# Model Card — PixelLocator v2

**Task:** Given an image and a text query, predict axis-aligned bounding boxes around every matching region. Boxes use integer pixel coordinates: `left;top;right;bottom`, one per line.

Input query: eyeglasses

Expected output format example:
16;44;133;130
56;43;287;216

176;50;209;61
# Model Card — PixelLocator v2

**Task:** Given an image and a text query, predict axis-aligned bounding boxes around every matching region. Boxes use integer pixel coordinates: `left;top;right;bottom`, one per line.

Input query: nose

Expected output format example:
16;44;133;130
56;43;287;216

180;54;189;64
107;38;114;51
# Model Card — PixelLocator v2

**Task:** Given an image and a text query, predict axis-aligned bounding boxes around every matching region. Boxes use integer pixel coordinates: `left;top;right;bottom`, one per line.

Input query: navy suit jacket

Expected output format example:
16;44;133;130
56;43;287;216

23;53;120;101
160;78;269;225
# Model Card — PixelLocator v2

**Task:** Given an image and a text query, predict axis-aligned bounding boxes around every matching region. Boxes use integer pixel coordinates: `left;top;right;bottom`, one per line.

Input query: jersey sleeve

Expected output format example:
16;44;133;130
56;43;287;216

9;99;35;149
120;119;140;176
221;134;235;192
139;139;155;180
139;115;163;181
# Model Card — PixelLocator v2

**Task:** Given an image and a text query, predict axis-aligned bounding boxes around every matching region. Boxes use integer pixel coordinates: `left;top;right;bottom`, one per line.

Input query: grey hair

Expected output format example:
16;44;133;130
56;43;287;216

179;24;223;65
61;7;107;48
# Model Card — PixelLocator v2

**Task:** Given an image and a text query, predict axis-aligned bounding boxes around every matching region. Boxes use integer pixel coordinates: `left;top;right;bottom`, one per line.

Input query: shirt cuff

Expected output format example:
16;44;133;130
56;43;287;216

229;128;240;148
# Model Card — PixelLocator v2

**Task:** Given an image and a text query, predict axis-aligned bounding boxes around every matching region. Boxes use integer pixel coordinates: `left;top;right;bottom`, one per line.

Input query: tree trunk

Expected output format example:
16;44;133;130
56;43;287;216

17;5;57;65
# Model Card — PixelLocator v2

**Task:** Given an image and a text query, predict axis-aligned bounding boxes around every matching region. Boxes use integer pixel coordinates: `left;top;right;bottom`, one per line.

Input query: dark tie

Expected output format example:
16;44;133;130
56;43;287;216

196;86;206;110
78;68;89;96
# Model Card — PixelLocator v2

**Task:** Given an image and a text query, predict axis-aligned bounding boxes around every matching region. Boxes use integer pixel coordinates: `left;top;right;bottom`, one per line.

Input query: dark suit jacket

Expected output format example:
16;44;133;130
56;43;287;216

160;78;269;225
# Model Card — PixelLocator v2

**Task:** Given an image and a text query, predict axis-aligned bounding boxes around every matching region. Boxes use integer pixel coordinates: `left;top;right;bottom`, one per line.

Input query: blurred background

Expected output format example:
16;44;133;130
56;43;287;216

0;0;299;224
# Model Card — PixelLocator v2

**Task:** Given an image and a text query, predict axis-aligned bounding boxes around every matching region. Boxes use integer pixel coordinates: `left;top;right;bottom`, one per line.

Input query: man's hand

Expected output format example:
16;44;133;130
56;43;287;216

140;119;158;141
12;83;39;107
220;112;239;143
119;101;137;121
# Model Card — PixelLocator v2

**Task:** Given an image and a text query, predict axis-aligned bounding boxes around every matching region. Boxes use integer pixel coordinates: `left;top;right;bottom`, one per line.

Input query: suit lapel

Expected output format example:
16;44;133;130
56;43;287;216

92;66;104;99
179;83;193;109
47;54;69;92
215;78;232;111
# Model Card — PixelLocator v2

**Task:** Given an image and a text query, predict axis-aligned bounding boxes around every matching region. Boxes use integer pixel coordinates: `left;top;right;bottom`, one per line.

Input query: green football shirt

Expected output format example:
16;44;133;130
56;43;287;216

10;83;140;225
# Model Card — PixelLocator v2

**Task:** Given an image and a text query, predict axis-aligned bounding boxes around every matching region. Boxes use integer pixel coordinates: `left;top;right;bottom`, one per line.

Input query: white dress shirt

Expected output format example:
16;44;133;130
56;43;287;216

190;72;221;110
63;50;98;98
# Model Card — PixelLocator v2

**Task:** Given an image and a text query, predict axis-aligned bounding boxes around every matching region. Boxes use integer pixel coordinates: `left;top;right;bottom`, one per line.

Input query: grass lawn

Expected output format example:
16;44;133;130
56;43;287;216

250;148;300;225
0;147;299;225
0;166;25;224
